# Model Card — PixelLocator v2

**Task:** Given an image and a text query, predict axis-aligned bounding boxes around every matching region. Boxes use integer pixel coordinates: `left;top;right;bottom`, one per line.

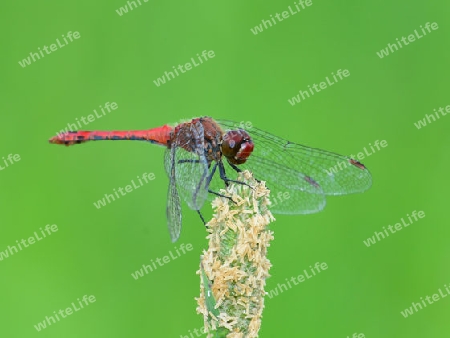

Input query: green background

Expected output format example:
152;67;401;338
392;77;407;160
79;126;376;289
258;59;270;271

2;0;450;337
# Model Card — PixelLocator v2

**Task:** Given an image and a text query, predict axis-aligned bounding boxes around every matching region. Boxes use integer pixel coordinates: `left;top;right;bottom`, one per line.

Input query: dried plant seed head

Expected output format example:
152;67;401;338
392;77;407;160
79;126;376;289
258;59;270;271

196;170;275;338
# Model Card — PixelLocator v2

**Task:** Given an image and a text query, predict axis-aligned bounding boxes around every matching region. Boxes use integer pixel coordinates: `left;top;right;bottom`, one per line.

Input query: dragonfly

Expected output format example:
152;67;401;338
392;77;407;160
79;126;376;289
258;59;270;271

49;116;372;242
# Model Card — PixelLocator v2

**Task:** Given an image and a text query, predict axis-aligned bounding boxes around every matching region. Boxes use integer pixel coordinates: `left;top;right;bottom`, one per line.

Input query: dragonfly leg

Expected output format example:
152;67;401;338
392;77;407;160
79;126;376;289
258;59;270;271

197;210;206;226
207;189;237;204
205;162;218;187
228;162;242;173
228;161;261;183
218;161;253;189
205;163;236;204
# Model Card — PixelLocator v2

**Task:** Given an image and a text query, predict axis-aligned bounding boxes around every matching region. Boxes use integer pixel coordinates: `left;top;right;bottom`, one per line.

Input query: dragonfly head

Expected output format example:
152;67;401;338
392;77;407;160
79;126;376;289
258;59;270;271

221;130;254;165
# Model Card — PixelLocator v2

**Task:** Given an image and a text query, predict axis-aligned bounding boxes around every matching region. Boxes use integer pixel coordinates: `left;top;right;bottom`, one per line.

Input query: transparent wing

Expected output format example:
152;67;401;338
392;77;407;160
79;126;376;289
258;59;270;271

164;147;182;242
217;119;372;195
207;158;326;214
215;119;372;214
171;120;210;210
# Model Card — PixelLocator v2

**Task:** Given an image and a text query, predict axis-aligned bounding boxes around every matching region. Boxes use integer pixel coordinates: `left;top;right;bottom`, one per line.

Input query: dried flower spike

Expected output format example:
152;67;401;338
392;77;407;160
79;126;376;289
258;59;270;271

196;170;275;338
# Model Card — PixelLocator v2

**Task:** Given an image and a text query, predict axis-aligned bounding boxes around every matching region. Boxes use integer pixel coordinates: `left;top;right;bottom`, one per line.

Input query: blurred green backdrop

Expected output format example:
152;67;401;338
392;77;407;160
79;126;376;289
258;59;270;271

2;0;450;337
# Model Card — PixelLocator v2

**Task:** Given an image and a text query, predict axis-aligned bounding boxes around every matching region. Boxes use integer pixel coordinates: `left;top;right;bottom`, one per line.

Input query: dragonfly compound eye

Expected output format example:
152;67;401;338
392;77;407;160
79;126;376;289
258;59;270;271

222;130;254;165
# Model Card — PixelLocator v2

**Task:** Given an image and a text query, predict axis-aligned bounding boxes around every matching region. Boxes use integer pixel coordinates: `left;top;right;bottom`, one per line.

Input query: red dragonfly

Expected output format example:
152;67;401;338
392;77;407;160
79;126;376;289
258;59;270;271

49;117;371;242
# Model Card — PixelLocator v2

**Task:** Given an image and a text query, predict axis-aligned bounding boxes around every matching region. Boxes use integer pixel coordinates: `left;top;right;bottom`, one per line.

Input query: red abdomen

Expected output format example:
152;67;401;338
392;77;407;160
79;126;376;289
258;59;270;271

49;125;174;146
